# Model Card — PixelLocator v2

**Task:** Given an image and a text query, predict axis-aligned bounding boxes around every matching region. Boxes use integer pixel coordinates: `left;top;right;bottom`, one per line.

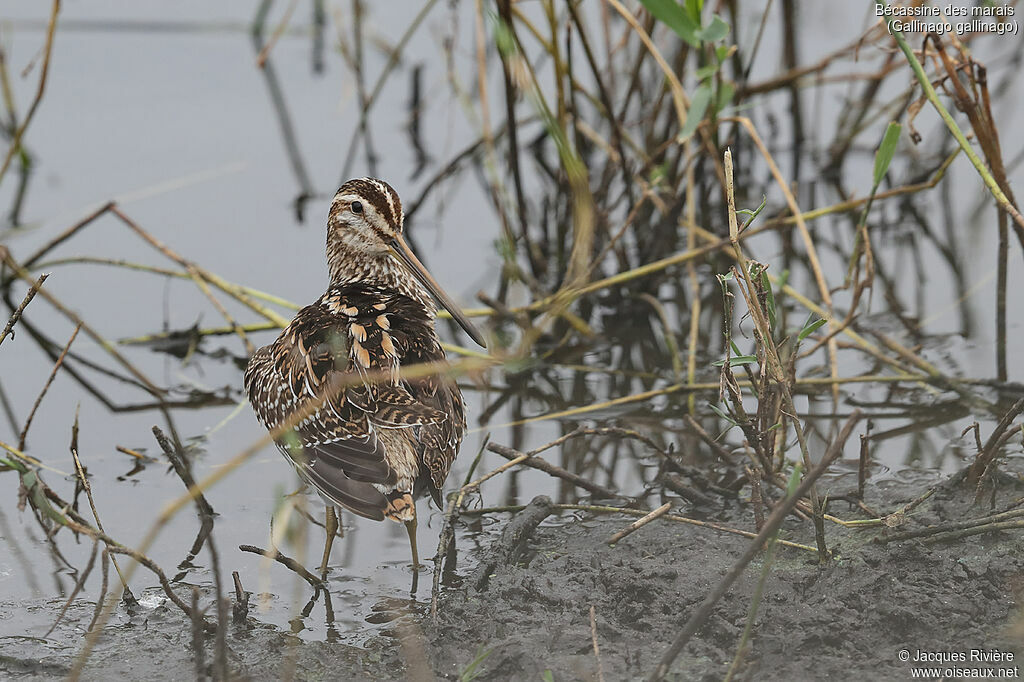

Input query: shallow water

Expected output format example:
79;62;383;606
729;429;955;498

1;0;1023;677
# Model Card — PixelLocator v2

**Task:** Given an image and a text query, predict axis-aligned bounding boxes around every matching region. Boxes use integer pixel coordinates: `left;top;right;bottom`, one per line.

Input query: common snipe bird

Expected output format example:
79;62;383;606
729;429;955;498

244;178;485;581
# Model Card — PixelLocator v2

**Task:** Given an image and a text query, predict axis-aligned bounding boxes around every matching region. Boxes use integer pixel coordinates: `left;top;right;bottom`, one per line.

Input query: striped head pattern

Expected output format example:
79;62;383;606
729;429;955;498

326;178;404;278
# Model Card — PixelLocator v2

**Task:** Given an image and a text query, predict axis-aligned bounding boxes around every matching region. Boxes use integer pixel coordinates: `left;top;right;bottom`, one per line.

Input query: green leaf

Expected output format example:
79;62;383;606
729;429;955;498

798;316;827;342
650;162;669;184
639;0;700;47
715;44;731;62
684;0;703;24
695;63;719;81
712;354;757;367
696;15;730;43
737;195;768;230
784;463;803;496
708;402;738;426
872;122;902;186
678;82;712;142
715;80;735;113
19;468;69;526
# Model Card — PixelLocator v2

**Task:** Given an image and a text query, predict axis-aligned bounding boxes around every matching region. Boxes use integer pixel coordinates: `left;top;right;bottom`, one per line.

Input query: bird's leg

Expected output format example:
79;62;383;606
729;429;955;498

405;506;420;595
319;506;339;581
404;510;420;570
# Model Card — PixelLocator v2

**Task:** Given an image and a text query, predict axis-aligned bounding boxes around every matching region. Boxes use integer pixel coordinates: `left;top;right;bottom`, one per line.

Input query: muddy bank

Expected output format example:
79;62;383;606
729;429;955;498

3;465;1023;681
427;467;1024;681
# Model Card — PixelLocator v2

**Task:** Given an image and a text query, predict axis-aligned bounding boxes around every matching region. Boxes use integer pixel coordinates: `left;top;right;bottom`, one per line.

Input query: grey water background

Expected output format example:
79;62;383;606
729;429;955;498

0;0;1022;653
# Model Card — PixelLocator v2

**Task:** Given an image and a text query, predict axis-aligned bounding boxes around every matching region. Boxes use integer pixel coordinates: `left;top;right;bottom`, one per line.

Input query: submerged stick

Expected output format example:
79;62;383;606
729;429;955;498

45;539;98;638
2;250;164;396
69;408;136;605
470;495;553;591
972;398;1024;483
238;544;325;592
152;425;228;680
231;571;249;625
430;493;460;622
0;270;48;348
19;323;80;450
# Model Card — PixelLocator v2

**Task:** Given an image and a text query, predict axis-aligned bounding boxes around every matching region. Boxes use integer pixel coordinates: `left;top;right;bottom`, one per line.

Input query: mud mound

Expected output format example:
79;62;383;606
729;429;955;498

428;470;1024;680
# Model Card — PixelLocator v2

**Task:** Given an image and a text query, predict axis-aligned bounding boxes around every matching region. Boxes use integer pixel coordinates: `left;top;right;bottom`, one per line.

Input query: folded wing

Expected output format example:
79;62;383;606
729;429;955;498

244;286;446;520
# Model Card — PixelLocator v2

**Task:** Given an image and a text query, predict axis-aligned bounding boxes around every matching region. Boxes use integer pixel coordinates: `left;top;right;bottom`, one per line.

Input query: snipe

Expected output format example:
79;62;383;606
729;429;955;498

244;178;485;584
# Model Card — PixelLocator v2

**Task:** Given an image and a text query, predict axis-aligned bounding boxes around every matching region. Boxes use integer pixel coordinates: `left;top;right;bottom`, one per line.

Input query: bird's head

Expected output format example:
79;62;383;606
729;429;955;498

327;177;404;260
326;178;486;348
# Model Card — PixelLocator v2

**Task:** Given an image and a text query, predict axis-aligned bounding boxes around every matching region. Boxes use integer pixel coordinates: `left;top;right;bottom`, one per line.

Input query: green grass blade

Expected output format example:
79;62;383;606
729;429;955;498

873;121;902;186
712;354;758;367
709;402;738;426
798;316;827;342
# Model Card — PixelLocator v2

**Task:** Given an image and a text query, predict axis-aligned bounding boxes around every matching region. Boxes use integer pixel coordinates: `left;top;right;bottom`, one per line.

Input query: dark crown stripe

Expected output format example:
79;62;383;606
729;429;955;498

340;177;401;228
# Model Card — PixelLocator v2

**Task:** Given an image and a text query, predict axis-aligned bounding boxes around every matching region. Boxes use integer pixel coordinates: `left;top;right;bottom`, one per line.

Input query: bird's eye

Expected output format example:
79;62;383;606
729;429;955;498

351;201;363;214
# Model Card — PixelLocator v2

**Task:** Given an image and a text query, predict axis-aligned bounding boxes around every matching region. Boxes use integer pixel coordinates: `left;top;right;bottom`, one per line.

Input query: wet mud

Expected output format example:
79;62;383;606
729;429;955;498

427;468;1024;681
4;464;1022;681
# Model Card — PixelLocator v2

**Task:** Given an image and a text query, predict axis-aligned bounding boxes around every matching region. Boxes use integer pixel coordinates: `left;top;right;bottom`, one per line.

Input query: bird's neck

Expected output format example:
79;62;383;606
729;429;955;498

328;254;436;317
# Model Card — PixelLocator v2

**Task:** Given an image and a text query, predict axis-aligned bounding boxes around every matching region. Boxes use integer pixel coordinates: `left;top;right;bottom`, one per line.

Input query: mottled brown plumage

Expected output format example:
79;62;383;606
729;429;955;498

244;178;484;578
245;282;464;520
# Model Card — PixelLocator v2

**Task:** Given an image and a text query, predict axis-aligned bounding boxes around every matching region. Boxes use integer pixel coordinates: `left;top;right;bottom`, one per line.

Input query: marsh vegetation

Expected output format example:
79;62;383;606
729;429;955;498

1;1;1023;679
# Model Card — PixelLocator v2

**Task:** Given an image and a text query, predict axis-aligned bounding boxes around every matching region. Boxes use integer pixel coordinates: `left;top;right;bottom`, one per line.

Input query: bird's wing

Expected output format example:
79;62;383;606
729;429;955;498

245;300;392;519
395;321;466;504
244;288;446;519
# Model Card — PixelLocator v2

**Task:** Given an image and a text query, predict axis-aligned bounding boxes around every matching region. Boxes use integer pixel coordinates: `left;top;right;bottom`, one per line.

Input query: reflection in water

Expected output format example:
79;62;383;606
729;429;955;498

252;0;318;223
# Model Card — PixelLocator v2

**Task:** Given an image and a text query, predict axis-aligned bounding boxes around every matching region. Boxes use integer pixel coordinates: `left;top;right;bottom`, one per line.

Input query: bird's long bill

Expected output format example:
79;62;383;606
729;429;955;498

389;235;487;348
